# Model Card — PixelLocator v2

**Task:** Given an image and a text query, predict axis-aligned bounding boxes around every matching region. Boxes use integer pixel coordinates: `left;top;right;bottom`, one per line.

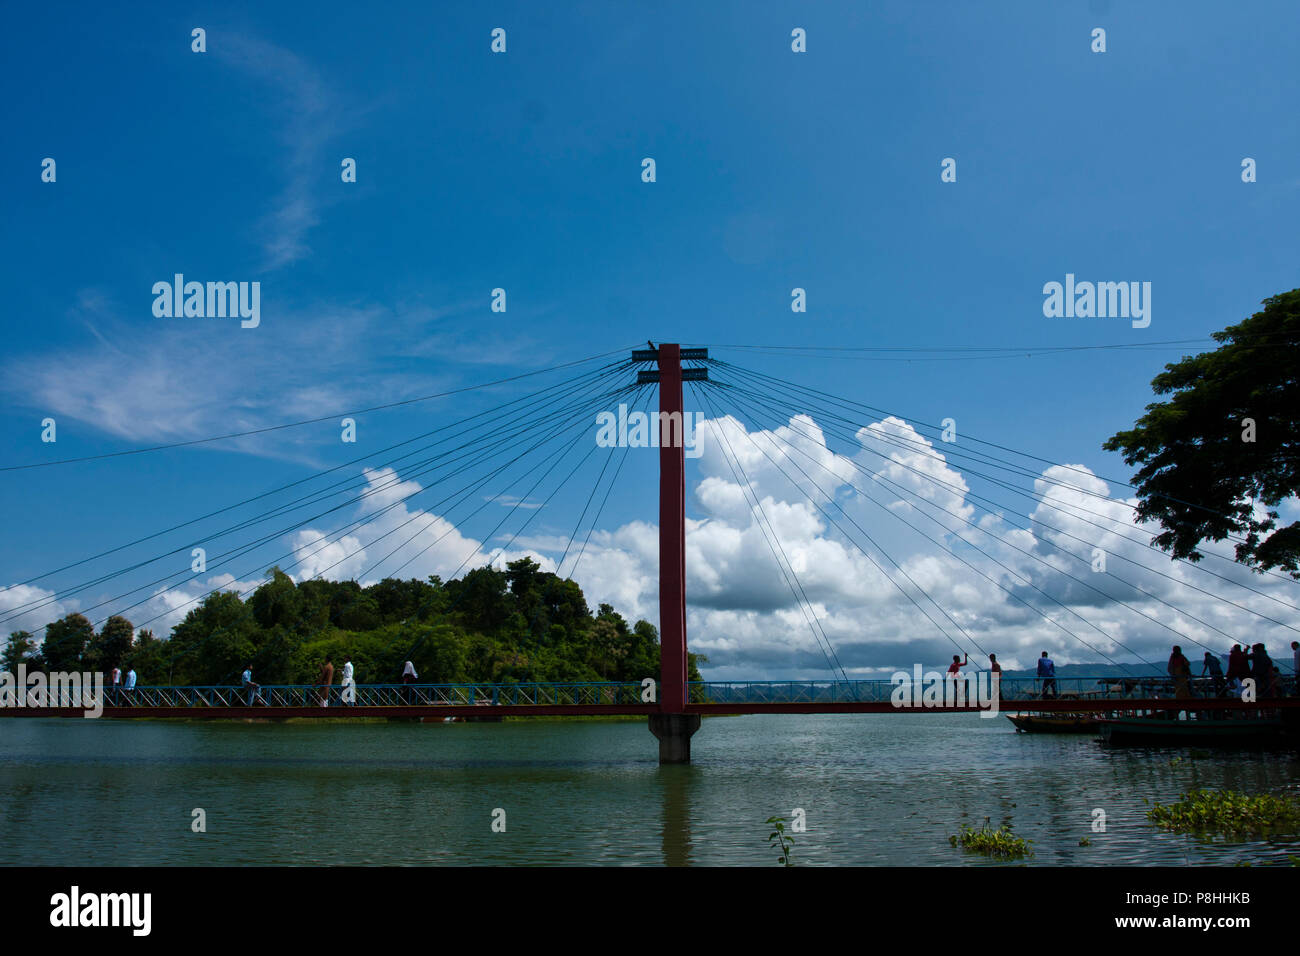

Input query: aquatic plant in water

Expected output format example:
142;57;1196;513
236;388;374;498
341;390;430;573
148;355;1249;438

949;818;1032;859
1146;789;1300;836
766;816;794;867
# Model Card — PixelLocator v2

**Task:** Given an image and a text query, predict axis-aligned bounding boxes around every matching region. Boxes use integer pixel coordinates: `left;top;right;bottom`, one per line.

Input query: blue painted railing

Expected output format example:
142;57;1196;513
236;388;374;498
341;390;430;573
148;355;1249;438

102;681;648;708
84;674;1271;709
688;675;1172;704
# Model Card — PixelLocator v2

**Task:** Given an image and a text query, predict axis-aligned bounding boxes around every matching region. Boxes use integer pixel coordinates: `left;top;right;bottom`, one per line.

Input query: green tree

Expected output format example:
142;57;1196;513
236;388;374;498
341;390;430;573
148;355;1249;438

40;613;95;672
336;592;382;632
55;562;691;691
86;615;134;672
1104;289;1300;576
368;576;444;622
2;631;35;673
587;617;628;679
250;568;303;631
167;591;258;684
449;566;511;634
621;620;662;682
123;629;167;684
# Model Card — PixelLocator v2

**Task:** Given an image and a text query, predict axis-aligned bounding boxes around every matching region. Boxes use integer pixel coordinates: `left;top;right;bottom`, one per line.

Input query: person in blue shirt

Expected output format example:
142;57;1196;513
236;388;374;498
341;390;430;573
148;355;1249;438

241;665;260;706
1037;652;1056;698
123;668;137;703
1201;651;1225;697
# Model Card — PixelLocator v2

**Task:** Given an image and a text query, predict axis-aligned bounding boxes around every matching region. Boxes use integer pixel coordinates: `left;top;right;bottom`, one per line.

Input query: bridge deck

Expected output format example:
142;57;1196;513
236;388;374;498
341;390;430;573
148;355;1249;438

2;676;1296;719
5;698;1299;719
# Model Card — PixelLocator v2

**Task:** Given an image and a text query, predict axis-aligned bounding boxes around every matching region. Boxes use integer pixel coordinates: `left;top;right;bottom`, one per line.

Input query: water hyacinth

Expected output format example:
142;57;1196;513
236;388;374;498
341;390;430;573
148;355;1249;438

949;818;1032;859
1146;790;1300;836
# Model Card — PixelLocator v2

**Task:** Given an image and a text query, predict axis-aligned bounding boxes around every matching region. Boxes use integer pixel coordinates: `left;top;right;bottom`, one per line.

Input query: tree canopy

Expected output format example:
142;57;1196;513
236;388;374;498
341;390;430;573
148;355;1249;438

6;558;702;688
1103;288;1300;576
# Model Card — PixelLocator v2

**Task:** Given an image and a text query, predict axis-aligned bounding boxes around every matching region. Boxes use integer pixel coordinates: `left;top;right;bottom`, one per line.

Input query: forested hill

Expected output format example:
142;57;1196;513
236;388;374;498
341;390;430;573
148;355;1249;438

4;558;705;687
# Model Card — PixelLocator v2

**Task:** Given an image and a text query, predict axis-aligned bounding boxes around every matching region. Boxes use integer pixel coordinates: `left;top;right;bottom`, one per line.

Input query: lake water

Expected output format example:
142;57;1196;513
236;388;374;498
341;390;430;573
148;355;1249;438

2;713;1298;866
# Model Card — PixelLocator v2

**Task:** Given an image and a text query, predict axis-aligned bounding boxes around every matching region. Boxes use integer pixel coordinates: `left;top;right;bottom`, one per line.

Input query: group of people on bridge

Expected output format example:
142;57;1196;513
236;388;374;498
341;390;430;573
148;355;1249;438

1168;642;1297;699
106;666;138;704
941;640;1300;700
236;658;432;707
100;641;1300;709
239;658;363;707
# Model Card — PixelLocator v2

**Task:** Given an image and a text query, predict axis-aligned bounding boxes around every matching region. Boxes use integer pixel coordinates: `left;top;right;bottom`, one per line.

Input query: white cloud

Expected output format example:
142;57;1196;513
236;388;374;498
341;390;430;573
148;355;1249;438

267;412;1292;681
18;411;1300;683
104;572;268;638
287;468;558;588
0;583;76;639
3;298;501;469
216;34;342;271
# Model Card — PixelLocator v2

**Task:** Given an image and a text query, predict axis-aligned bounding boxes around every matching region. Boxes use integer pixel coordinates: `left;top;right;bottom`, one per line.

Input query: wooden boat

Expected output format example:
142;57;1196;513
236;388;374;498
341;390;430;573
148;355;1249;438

1098;714;1288;746
1007;713;1100;734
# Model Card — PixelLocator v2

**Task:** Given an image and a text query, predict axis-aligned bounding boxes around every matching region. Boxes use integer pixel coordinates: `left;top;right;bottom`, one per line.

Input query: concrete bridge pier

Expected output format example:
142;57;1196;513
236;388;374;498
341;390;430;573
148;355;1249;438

649;713;700;764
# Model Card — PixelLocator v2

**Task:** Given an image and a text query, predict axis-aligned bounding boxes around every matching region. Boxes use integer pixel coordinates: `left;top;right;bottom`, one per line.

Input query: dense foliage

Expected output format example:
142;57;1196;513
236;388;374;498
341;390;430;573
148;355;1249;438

5;558;704;687
948;818;1033;858
1103;288;1300;576
1146;789;1300;836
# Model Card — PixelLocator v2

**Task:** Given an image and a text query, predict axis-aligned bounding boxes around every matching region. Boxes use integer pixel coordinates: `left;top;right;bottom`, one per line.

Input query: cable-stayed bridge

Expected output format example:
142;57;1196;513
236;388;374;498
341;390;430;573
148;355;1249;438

3;344;1297;761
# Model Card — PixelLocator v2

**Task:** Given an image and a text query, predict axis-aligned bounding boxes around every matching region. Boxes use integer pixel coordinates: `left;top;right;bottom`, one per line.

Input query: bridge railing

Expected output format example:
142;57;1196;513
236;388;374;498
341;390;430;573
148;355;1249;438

687;676;1186;705
87;674;1266;710
101;681;649;708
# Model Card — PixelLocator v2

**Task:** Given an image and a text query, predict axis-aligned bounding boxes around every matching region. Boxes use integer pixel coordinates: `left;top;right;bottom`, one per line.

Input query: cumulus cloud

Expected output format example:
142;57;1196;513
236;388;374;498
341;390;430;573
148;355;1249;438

16;411;1299;684
130;572;269;636
268;412;1300;680
0;583;76;639
288;467;557;587
583;413;1298;680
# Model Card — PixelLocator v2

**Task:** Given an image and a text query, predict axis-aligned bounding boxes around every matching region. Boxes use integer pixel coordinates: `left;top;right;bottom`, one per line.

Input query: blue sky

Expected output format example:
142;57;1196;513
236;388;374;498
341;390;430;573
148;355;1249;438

2;1;1298;679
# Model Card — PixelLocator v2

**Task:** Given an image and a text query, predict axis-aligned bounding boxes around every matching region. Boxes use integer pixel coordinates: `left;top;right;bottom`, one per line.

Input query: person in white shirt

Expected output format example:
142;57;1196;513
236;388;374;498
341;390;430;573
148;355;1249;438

109;666;121;705
340;660;355;705
401;660;418;705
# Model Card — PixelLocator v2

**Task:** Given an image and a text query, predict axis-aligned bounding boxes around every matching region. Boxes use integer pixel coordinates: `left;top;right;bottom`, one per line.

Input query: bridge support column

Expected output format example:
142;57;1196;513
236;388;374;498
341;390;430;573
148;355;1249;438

654;343;695;763
658;343;688;715
649;713;700;764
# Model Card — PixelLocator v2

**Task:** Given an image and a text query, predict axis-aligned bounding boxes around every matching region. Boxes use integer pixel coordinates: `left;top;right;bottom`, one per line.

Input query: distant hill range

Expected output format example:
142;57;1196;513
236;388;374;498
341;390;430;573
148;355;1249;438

998;662;1171;679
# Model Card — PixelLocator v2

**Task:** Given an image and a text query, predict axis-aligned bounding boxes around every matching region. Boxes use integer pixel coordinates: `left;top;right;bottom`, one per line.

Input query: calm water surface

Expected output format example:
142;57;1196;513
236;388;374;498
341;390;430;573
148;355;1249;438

2;713;1298;865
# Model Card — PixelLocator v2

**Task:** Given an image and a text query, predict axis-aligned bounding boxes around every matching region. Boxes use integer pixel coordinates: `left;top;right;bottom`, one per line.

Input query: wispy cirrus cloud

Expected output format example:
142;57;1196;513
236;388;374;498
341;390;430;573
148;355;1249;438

215;33;351;271
3;294;517;467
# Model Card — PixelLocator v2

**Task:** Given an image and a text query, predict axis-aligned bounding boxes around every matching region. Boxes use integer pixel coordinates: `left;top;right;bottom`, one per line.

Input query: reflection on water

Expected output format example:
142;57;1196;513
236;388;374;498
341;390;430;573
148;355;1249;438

658;765;694;867
1;713;1297;865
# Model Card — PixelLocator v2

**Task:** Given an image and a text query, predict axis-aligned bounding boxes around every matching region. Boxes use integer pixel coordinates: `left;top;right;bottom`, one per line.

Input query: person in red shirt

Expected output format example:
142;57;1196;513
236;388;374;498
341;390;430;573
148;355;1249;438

1168;645;1193;698
987;654;1003;698
1226;645;1248;684
947;653;968;703
317;658;334;707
